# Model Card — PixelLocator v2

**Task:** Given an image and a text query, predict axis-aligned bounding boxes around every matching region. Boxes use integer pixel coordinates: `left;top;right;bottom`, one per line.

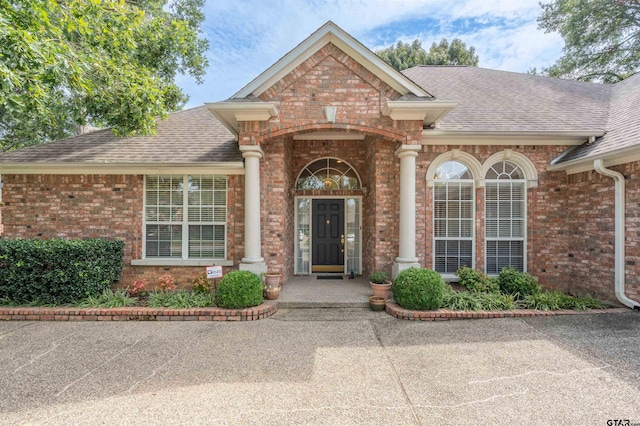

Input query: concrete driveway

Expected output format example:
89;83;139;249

0;310;638;425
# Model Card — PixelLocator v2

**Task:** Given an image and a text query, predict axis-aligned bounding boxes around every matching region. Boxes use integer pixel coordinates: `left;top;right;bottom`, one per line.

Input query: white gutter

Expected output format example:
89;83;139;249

593;159;640;309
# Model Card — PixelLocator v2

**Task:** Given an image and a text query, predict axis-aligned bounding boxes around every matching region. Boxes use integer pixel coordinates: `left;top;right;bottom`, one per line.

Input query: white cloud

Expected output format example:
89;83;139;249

181;0;563;107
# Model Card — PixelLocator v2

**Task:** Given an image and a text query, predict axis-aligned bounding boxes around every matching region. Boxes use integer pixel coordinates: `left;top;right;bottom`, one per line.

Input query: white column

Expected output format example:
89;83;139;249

239;146;267;275
393;144;422;278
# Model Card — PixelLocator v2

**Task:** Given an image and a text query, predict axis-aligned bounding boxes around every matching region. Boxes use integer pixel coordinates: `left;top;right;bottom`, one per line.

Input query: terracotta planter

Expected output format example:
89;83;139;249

370;281;392;300
264;286;281;300
264;273;281;288
369;296;386;311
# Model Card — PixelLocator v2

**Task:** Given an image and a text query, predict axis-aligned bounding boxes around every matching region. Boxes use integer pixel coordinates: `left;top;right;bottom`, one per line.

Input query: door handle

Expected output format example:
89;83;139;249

340;234;345;252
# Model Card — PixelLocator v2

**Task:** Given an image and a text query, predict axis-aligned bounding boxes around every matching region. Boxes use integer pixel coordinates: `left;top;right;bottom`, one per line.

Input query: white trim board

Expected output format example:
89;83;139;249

0;163;246;175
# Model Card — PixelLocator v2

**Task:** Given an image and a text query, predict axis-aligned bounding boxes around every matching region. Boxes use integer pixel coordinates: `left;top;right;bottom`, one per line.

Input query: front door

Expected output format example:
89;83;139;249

312;199;345;272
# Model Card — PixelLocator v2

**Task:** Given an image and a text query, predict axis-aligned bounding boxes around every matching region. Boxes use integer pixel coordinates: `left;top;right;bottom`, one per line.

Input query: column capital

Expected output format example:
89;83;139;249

240;145;265;159
395;144;421;158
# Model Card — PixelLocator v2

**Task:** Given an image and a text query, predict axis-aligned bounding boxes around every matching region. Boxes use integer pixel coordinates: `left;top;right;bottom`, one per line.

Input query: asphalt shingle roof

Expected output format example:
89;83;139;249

402;66;612;133
0;106;241;164
554;72;640;164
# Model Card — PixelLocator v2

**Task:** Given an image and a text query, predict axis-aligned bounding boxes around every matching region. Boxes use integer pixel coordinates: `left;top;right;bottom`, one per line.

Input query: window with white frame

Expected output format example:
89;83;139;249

485;161;526;274
433;161;474;274
144;175;227;259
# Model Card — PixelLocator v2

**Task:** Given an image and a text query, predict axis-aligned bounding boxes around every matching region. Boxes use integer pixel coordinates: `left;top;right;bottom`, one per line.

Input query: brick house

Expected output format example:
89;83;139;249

0;22;638;308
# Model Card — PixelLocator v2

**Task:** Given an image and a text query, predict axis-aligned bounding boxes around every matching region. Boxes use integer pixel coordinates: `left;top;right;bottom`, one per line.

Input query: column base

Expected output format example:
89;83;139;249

392;261;421;279
239;262;267;277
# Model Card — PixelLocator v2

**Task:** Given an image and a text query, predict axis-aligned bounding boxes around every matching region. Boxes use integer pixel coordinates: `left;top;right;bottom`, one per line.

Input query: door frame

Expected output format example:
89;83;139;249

294;195;362;275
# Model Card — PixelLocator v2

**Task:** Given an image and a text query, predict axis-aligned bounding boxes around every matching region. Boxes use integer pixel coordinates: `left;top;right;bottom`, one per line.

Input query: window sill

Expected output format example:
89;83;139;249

131;259;234;267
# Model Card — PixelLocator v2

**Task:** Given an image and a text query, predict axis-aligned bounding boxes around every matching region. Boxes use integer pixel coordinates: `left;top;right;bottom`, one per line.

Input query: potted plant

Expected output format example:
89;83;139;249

369;295;386;311
369;270;392;300
263;272;281;300
264;272;281;288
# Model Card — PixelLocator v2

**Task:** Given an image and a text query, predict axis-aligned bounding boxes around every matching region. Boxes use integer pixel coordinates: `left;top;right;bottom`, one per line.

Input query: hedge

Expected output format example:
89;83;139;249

0;239;124;304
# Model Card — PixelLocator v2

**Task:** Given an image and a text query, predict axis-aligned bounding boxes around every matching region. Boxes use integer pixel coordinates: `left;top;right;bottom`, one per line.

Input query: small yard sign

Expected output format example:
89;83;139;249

206;265;223;279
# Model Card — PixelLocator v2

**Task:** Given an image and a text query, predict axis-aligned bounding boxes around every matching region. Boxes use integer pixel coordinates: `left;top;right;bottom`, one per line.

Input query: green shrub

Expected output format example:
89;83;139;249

392;268;445;310
76;288;137;308
147;290;216;308
369;270;389;284
0;238;124;304
216;270;263;309
497;267;541;298
521;291;608;311
442;286;516;311
455;267;500;293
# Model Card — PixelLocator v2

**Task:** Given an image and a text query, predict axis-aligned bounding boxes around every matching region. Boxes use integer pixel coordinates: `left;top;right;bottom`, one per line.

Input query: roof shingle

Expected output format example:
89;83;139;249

0;106;241;164
402;66;611;133
553;72;640;164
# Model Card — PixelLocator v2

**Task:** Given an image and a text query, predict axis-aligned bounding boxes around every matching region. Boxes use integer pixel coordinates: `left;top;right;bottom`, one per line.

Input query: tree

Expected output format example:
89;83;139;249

538;0;640;83
376;38;479;71
0;0;209;151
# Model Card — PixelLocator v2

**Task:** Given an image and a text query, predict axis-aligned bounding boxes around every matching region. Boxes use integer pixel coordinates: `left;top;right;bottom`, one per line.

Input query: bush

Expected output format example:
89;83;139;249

157;274;176;292
455;267;499;293
0;238;124;304
191;273;212;294
497;267;541;298
216;270;263;309
392;268;445;310
128;278;148;297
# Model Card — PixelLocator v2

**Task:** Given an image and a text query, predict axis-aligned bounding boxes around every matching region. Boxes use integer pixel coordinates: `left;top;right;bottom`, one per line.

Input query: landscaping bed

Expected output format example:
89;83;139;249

384;266;618;320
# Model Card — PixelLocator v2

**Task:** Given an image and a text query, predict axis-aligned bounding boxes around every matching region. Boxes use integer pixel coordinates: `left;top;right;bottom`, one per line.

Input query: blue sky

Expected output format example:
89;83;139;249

177;0;564;108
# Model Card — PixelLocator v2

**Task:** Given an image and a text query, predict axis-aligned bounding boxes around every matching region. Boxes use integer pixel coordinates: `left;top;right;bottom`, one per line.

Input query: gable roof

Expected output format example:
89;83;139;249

207;21;459;135
233;21;431;99
0;106;243;174
403;66;611;134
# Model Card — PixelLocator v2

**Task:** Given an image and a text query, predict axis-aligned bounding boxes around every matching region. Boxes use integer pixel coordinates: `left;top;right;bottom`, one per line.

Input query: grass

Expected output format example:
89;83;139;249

439;285;609;312
147;290;216;308
75;288;138;308
442;286;517;311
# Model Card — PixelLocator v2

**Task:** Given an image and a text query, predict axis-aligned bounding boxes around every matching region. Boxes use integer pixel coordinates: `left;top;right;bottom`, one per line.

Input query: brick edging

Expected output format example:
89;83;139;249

0;303;277;322
385;301;629;321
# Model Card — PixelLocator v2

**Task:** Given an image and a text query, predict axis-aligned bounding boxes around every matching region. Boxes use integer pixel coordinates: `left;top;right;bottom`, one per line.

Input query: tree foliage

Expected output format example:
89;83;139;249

0;0;209;151
376;38;479;71
538;0;640;83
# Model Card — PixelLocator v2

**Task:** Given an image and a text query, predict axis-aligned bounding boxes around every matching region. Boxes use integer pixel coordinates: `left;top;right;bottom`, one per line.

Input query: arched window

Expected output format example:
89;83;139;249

433;161;474;274
485;160;526;273
296;158;360;190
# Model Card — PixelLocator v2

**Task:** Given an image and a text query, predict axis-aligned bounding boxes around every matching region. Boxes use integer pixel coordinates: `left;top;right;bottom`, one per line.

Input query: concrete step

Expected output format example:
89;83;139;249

270;307;388;321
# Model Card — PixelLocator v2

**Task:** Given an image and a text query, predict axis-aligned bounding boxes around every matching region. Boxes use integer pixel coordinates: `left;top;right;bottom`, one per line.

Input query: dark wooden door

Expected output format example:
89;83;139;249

312;199;345;272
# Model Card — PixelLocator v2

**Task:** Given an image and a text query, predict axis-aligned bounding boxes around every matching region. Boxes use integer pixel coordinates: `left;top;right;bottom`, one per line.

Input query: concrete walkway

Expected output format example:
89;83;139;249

278;275;371;308
0;311;638;425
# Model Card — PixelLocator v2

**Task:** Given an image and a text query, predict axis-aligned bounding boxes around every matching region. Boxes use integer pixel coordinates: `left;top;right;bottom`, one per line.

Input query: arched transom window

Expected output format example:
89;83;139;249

296;158;361;190
485;161;526;274
433;161;474;274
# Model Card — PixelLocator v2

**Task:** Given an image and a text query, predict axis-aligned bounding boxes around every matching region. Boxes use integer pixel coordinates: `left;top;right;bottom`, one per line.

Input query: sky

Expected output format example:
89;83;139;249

177;0;565;108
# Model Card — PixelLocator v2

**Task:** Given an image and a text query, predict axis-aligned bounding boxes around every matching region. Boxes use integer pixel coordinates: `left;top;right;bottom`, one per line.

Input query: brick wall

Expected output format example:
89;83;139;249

559;162;640;304
416;146;640;304
418;145;568;278
238;42;418;278
0;174;244;290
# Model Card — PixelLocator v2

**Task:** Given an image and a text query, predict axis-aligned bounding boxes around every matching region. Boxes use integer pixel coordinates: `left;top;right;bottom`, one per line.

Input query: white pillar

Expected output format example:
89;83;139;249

239;146;267;275
393;144;422;278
